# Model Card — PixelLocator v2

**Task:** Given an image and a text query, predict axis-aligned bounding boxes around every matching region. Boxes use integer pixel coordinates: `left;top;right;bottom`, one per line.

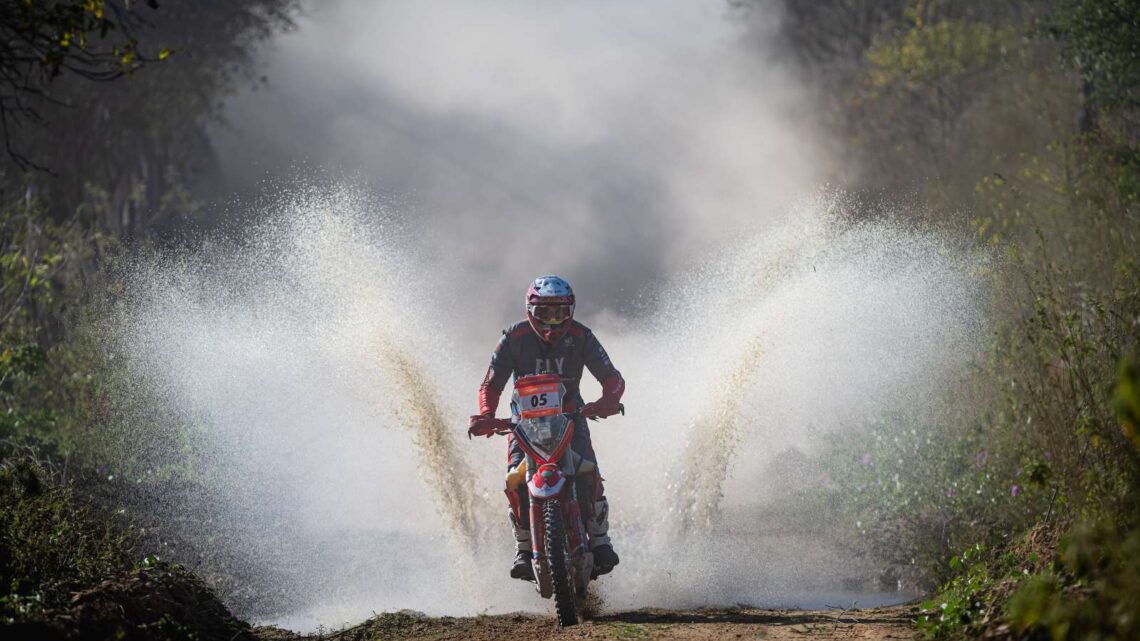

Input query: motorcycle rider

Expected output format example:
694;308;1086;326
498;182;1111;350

468;275;625;581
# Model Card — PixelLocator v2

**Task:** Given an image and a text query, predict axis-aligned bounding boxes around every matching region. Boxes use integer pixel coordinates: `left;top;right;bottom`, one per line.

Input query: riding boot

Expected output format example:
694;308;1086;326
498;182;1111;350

586;497;620;575
509;517;535;581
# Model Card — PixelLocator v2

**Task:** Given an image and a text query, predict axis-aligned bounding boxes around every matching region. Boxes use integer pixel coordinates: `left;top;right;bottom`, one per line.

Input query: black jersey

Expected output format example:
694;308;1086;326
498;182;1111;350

481;319;619;410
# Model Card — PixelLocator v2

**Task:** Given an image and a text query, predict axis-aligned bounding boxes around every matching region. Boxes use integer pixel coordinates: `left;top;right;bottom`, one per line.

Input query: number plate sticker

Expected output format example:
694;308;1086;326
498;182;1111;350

517;382;562;418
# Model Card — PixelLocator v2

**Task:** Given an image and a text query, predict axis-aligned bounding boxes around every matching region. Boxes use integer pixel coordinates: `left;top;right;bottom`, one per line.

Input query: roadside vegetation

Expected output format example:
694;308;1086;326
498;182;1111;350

749;0;1139;638
1;0;297;636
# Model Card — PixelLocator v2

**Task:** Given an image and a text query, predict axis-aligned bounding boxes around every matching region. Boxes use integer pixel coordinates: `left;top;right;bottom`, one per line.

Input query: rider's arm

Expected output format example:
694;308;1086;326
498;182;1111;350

582;332;624;414
477;332;515;417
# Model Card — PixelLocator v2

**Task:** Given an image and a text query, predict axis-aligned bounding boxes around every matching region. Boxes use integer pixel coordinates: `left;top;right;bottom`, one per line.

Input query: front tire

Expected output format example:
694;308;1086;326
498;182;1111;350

543;499;578;627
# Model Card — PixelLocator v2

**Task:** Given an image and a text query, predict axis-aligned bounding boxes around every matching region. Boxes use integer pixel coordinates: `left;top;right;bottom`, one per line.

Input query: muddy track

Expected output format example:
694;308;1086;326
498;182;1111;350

255;604;919;641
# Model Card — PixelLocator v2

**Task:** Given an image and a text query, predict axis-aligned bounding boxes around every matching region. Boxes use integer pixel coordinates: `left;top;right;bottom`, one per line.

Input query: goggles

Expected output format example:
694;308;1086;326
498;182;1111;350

529;303;572;325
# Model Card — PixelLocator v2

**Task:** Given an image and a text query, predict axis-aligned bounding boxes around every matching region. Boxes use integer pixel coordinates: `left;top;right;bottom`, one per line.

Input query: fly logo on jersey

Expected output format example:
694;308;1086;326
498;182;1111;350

535;357;565;374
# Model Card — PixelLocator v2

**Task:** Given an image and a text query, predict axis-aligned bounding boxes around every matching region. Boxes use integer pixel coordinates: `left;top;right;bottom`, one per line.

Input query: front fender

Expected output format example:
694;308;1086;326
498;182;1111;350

528;463;566;498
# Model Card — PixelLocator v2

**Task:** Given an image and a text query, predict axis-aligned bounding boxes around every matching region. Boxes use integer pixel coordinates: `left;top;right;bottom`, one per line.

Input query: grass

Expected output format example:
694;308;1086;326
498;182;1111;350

605;621;651;639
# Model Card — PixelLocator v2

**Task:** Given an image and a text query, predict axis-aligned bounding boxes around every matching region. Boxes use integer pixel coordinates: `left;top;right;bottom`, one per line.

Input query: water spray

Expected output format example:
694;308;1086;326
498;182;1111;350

668;336;765;534
111;187;989;626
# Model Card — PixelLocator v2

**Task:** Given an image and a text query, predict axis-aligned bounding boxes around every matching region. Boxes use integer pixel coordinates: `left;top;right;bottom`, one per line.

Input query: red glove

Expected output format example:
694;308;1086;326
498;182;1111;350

468;414;512;439
580;372;625;418
471;371;511;438
579;401;622;418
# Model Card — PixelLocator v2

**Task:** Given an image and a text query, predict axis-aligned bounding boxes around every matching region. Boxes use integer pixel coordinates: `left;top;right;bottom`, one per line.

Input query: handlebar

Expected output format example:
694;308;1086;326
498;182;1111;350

495;403;625;434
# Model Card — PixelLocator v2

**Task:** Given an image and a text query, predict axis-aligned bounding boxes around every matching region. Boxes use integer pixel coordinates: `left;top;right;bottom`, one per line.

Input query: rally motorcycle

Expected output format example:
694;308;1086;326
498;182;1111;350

495;373;623;627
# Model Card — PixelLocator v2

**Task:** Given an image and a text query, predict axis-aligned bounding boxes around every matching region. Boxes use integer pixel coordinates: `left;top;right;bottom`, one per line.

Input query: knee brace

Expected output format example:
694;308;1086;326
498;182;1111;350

585;497;611;549
506;462;531;551
573;462;611;549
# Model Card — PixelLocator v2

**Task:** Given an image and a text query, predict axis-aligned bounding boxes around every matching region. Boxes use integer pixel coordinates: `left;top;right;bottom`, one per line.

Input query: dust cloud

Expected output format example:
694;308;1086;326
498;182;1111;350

206;0;823;335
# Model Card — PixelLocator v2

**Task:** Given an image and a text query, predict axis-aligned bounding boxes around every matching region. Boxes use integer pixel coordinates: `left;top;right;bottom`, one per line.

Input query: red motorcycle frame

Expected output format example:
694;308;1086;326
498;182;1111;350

497;373;622;626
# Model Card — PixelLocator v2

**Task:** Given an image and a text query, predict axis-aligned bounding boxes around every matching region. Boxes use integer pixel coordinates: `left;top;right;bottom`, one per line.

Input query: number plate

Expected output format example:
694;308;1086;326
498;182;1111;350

517;382;562;418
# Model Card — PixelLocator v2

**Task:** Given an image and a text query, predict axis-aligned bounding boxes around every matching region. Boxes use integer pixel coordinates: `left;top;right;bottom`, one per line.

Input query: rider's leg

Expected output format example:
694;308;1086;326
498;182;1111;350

570;417;620;573
506;434;535;580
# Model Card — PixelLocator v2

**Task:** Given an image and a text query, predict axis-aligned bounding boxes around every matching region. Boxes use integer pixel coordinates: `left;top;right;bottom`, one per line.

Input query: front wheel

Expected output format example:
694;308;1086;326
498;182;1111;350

543;499;578;627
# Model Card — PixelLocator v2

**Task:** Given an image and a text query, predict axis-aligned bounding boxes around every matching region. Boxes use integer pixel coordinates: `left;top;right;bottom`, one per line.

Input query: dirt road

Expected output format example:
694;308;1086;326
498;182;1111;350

257;604;918;641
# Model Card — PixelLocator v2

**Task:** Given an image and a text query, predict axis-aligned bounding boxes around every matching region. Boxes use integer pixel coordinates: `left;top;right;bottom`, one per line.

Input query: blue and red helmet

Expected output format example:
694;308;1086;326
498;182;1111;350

526;275;575;343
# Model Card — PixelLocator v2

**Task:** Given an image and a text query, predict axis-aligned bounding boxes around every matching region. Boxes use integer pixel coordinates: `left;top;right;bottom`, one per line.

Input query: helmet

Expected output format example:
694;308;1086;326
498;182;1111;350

526;275;575;343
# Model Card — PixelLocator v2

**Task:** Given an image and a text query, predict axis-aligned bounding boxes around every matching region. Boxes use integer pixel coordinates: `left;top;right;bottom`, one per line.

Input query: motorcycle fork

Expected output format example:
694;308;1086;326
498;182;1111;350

529;496;547;562
527;454;587;561
564;486;588;556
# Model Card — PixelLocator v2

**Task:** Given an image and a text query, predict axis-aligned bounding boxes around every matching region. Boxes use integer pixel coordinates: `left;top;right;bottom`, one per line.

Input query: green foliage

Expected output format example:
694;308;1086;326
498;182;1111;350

0;457;254;639
0;2;303;636
2;0;298;237
0;456;253;640
801;412;1044;584
0;458;132;619
1;205;226;497
753;3;1140;639
0;206;71;330
0;202;112;461
866;15;1015;91
1042;0;1140;117
1007;521;1140;641
859;7;1022;166
606;621;651;639
0;344;46;384
996;255;1140;519
1112;355;1140;450
0;0;166;170
916;545;993;639
7;0;158;77
1039;0;1140;214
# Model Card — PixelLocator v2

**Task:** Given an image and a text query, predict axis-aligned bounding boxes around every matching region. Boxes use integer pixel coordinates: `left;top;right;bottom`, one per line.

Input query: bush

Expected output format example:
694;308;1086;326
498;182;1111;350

0;456;253;641
1007;521;1140;641
0;202;114;463
0;457;133;619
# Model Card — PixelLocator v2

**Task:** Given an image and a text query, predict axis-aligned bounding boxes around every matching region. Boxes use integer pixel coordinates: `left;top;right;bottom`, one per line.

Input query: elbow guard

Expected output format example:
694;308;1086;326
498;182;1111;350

599;371;625;404
478;385;500;417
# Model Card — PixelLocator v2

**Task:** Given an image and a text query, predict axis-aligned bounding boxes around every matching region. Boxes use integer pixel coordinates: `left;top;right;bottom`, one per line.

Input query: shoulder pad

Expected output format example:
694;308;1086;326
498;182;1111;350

566;320;589;337
506;319;532;339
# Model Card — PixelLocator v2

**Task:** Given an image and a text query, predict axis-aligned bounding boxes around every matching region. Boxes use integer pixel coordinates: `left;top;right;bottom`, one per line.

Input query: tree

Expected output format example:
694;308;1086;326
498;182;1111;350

1042;0;1140;137
1;0;297;238
0;0;166;171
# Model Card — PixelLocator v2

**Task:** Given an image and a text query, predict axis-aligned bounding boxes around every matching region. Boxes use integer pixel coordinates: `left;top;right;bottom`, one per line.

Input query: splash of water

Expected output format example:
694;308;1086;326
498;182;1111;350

374;339;481;550
111;186;989;628
113;186;507;624
592;194;988;610
668;336;765;534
